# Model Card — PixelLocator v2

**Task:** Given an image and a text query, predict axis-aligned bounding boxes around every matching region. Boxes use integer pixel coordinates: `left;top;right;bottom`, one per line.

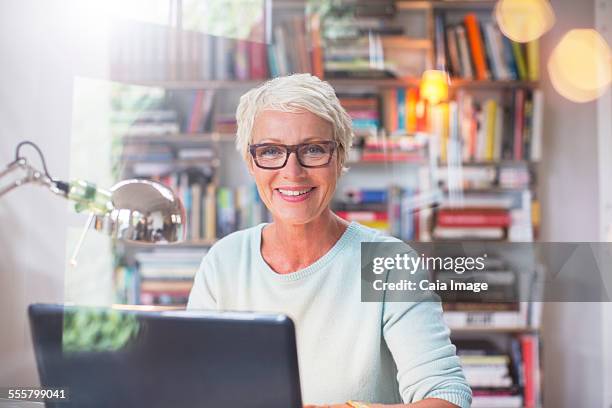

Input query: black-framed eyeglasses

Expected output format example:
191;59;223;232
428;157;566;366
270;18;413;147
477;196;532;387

249;141;337;170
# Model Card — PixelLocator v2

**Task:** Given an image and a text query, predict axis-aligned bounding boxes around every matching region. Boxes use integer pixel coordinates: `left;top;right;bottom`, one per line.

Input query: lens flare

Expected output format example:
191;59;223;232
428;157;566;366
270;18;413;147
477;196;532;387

495;0;556;43
420;70;449;105
548;29;612;103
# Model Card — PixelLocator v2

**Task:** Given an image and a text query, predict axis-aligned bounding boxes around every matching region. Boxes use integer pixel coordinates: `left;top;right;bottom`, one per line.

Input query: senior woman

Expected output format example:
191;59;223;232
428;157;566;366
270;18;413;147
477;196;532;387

187;73;472;408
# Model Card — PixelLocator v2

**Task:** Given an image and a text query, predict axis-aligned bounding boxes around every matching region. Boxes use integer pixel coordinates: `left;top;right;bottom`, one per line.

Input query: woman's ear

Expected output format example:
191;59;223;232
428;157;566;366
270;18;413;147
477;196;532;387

247;155;255;176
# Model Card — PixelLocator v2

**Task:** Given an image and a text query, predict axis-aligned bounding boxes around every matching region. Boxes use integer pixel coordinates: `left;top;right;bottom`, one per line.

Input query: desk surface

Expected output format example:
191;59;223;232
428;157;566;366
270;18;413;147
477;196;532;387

0;399;44;407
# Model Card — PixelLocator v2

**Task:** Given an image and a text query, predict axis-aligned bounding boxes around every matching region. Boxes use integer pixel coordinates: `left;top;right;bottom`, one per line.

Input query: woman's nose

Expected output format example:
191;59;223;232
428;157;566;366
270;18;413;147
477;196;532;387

282;151;306;178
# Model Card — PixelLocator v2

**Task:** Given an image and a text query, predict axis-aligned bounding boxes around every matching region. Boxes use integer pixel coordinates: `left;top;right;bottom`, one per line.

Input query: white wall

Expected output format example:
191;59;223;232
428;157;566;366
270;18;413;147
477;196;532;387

0;0;108;386
539;0;607;406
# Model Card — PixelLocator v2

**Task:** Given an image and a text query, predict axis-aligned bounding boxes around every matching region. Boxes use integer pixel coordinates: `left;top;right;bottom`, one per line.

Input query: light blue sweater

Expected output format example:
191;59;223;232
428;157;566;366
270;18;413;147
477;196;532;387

187;222;472;407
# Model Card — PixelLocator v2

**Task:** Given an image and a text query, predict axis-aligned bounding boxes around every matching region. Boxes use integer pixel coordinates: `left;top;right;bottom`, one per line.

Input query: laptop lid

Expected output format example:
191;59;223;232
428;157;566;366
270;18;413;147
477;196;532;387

28;304;302;408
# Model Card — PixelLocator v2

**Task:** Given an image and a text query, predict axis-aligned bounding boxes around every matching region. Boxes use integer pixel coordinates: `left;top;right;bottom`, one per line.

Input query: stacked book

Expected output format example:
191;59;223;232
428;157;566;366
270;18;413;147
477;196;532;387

120;141;216;178
437;260;527;328
498;165;531;189
433;207;511;241
307;1;412;79
113;110;180;138
437;165;498;190
457;340;523;408
352;134;428;163
338;93;381;136
135;249;205;306
212;114;239;134
434;12;539;81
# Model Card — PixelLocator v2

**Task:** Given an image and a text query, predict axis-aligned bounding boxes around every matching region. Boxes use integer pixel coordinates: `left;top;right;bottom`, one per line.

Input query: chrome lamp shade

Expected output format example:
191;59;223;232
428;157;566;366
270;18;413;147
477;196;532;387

95;179;186;244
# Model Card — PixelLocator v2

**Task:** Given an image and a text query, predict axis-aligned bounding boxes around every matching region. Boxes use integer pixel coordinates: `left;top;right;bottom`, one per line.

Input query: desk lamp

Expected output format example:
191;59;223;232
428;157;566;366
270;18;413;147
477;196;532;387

0;141;185;263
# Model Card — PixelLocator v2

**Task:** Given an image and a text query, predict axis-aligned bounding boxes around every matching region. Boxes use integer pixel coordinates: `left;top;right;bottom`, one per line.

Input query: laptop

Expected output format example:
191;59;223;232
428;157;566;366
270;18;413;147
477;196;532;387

28;304;302;408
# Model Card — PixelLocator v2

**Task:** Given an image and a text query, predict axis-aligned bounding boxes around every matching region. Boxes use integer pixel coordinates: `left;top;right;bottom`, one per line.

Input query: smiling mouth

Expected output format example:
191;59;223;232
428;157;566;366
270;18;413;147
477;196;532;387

276;187;315;197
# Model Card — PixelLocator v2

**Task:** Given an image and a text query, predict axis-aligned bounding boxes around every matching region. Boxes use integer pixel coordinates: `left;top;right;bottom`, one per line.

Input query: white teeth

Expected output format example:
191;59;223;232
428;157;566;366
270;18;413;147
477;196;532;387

278;188;313;196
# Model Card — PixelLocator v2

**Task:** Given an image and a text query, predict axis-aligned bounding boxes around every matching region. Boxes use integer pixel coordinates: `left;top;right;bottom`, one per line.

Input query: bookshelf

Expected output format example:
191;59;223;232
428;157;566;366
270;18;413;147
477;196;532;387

109;0;543;406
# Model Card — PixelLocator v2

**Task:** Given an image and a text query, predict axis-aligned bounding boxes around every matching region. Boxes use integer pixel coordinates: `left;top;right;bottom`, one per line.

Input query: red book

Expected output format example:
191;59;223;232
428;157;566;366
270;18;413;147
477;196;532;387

360;152;424;162
514;89;525;160
249;41;269;79
336;211;388;222
340;98;378;108
387;89;398;134
187;90;204;133
464;14;490;80
406;88;418;133
437;209;511;227
309;14;324;79
521;335;536;407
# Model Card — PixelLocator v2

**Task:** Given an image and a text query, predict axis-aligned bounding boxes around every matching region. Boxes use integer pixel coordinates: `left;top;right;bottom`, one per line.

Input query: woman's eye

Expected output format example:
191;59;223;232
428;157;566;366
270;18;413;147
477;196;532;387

305;144;325;154
260;147;283;157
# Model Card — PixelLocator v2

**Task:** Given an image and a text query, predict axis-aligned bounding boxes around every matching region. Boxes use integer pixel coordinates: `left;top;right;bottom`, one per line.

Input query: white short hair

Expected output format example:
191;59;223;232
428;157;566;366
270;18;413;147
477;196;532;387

235;73;354;169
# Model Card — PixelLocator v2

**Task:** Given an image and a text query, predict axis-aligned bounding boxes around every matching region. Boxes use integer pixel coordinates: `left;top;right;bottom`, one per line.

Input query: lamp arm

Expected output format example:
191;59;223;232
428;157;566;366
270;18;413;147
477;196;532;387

0;158;61;198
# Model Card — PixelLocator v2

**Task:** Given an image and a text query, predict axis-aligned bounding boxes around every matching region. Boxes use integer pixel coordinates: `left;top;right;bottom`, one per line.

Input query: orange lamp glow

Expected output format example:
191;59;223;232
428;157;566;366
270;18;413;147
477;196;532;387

495;0;555;43
420;70;449;105
548;29;611;103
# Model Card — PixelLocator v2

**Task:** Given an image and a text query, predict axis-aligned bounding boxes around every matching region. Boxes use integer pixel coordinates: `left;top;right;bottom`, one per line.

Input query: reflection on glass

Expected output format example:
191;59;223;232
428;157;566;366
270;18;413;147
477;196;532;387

495;0;555;43
62;309;140;353
183;0;266;40
548;29;612;103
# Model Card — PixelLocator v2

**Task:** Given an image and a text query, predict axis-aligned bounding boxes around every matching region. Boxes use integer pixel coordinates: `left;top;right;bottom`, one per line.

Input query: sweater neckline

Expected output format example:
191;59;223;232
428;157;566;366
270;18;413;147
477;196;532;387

254;221;359;282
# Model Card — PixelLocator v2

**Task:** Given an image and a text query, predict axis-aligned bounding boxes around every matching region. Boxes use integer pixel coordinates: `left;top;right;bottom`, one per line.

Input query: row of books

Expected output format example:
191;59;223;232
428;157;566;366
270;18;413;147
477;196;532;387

437;165;531;190
351;134;429;163
334;185;432;242
432;189;534;242
382;88;429;136
434;89;543;163
110;20;269;82
269;16;314;78
456;337;541;407
172;180;270;242
109;12;538;84
435;12;539;81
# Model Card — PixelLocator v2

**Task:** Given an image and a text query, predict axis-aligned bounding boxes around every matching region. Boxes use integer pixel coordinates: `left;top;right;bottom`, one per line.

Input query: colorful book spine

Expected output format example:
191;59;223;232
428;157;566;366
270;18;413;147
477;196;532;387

526;40;540;81
513;89;525;160
397;88;406;132
511;41;527;80
464;14;490;80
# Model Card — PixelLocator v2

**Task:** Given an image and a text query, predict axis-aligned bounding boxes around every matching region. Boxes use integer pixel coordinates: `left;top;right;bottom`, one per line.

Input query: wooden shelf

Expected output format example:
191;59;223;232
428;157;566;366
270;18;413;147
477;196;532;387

113;77;538;90
122;133;236;144
440;186;532;193
347;159;429;166
119;239;217;248
398;0;497;10
120;158;220;166
449;79;539;89
449;326;539;334
438;160;537;166
114;79;266;90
